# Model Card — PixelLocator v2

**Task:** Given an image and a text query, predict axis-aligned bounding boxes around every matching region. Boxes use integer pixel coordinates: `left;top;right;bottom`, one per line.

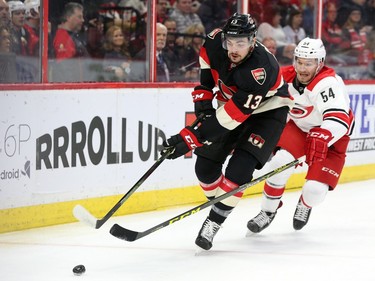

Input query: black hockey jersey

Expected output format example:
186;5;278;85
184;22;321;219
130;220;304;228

196;28;294;139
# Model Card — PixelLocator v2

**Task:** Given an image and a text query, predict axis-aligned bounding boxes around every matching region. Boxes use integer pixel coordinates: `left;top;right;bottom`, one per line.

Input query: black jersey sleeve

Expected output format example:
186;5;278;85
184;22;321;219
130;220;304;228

194;37;292;143
197;30;223;90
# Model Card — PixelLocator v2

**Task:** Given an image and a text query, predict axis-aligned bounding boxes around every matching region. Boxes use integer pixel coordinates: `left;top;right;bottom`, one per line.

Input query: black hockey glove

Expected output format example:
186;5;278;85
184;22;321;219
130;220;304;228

162;127;203;159
194;100;215;119
191;86;215;119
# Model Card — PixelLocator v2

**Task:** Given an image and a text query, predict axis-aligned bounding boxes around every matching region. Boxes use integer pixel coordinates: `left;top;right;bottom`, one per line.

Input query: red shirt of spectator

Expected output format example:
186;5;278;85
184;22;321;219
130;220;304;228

53;29;77;61
52;3;86;61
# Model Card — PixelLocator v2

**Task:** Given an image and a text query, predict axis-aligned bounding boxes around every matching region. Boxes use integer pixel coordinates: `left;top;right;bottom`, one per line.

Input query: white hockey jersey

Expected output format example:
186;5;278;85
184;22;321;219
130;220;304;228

282;65;354;145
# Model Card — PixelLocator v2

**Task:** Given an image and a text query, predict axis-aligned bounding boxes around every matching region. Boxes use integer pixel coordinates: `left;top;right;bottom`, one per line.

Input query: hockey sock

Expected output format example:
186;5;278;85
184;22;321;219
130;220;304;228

208;176;243;224
261;181;285;212
199;174;223;200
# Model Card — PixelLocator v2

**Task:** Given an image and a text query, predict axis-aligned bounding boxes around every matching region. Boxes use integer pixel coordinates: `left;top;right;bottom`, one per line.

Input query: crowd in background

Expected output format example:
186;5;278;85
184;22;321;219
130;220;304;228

0;0;374;83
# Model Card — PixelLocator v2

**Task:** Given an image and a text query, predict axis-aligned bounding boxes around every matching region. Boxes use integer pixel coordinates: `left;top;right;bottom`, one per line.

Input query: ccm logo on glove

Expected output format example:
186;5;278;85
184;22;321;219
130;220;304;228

309;131;331;139
191;89;214;102
305;127;333;166
180;127;203;149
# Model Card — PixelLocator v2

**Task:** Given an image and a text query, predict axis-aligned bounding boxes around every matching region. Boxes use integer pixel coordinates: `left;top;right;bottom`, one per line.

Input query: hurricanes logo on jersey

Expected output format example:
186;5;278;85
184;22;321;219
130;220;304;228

251;68;266;85
289;104;314;119
248;133;265;148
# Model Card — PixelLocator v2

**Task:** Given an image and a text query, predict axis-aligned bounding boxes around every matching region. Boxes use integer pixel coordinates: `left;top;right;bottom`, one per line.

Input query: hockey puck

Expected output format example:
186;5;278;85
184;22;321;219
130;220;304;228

73;265;86;276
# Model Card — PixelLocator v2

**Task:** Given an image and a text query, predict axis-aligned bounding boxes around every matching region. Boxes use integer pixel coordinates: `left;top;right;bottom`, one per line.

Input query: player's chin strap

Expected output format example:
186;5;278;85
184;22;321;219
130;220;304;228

109;156;306;242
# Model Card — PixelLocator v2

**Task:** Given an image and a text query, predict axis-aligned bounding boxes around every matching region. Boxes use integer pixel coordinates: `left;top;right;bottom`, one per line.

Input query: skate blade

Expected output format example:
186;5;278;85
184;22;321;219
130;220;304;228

194;246;207;256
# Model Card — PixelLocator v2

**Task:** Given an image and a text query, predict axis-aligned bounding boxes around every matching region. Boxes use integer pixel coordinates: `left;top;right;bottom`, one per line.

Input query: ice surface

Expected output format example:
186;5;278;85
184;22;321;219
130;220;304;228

1;179;374;281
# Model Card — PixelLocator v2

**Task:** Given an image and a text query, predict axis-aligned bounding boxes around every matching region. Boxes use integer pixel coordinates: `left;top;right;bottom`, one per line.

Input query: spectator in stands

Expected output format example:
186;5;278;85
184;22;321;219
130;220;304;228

257;5;287;46
155;22;170;82
0;25;17;83
169;0;203;34
85;7;105;59
336;0;368;28
102;25;132;82
118;0;147;17
164;17;178;47
197;0;228;34
178;22;205;81
257;4;296;64
8;1;27;55
277;0;300;27
23;0;40;56
157;0;170;23
341;7;372;66
118;0;147;42
129;22;173;82
261;36;294;65
283;7;306;45
321;2;347;65
302;0;314;37
261;37;277;56
0;25;10;53
52;2;89;82
163;17;184;81
7;1;38;82
114;1;147;58
0;0;10;27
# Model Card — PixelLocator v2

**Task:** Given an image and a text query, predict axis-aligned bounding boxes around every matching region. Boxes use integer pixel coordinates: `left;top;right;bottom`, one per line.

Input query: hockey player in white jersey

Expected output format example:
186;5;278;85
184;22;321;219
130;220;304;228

247;37;355;232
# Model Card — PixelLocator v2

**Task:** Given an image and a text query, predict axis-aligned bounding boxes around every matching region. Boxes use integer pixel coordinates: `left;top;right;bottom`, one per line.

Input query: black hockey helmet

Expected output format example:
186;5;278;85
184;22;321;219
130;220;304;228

222;13;257;39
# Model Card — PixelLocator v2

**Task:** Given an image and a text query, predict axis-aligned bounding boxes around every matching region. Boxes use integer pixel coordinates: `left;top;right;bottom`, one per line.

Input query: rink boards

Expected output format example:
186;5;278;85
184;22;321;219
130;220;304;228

1;84;375;233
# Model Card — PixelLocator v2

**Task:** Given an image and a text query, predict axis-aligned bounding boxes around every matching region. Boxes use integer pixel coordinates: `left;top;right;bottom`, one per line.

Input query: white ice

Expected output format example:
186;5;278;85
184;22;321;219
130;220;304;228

1;179;374;281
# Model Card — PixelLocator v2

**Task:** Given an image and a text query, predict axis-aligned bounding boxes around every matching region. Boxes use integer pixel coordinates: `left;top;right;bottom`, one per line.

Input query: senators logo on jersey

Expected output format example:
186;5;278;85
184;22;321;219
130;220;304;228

251;68;266;85
248;133;265;148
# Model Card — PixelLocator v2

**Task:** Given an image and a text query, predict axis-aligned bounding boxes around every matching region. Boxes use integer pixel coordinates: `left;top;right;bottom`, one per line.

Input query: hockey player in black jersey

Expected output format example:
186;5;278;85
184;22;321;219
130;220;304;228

162;13;294;250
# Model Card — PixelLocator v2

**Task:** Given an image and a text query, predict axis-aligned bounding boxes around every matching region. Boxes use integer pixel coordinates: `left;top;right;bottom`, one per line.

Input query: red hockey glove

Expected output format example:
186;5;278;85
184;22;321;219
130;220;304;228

192;86;215;119
162;127;203;159
305;127;333;166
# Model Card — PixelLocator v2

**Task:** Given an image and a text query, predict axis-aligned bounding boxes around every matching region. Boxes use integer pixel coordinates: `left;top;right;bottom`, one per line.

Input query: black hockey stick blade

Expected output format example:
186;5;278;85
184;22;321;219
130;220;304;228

73;148;173;229
73;116;203;229
110;156;304;241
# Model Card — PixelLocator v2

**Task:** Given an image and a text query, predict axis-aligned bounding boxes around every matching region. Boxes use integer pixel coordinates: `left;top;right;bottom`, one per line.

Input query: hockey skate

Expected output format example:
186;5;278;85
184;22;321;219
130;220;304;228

293;197;312;230
247;210;276;233
195;217;221;250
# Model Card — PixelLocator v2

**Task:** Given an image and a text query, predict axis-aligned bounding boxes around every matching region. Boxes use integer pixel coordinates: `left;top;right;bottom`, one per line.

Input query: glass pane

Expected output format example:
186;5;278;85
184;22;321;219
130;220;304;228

48;1;147;82
322;0;374;80
156;0;238;82
251;0;374;80
0;0;41;83
254;1;306;66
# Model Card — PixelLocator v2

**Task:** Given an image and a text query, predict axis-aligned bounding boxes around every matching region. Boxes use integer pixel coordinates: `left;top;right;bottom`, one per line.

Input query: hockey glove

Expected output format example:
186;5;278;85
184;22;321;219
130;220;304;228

305;127;333;166
162;127;203;159
192;86;215;119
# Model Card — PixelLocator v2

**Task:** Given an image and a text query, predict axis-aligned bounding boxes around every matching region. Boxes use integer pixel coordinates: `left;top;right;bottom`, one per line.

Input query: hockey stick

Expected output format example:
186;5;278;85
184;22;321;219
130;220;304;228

109;156;304;241
73;116;203;229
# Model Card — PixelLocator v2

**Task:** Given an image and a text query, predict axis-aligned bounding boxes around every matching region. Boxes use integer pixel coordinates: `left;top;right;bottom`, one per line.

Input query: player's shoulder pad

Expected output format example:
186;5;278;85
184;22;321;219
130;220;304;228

307;66;338;91
281;65;295;82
